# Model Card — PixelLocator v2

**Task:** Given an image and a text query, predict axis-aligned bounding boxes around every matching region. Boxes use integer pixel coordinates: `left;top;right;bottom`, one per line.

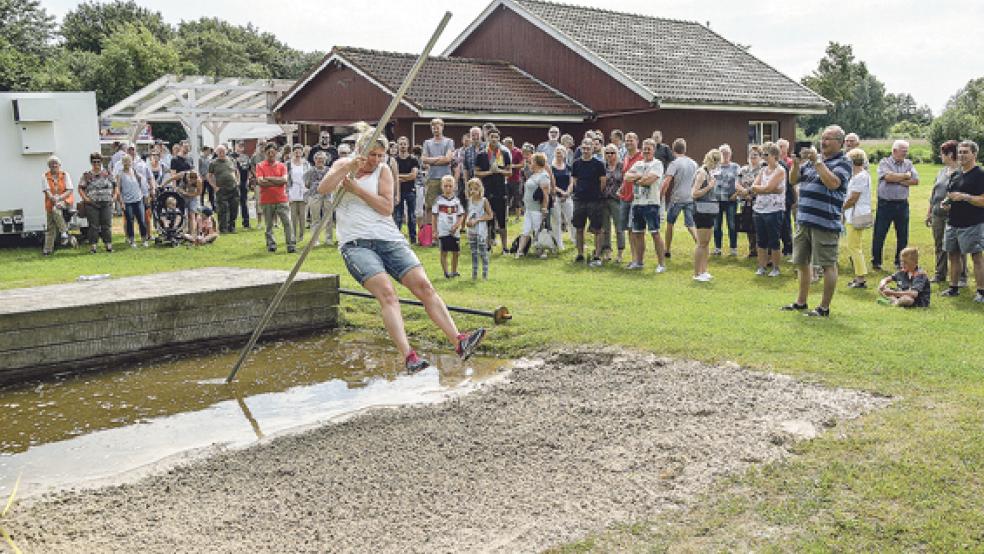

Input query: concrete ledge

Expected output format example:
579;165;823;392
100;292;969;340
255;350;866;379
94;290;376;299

0;267;339;384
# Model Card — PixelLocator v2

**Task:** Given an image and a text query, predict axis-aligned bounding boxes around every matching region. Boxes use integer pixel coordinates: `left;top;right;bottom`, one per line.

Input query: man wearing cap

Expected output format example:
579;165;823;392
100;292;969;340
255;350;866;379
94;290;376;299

255;142;295;253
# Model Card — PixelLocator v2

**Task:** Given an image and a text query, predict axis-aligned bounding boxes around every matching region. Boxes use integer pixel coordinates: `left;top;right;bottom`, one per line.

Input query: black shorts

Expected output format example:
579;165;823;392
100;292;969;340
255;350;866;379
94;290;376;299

572;199;603;232
439;235;460;252
438;235;461;252
694;212;716;229
488;195;507;229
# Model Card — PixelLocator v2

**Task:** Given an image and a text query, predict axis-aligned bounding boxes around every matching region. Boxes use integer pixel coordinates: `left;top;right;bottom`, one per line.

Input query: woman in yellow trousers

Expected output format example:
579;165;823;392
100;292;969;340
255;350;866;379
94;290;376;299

843;148;872;288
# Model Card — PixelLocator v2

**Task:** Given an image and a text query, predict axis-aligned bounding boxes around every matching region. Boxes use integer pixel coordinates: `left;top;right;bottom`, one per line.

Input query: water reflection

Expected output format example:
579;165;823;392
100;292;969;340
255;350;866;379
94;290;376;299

0;331;503;497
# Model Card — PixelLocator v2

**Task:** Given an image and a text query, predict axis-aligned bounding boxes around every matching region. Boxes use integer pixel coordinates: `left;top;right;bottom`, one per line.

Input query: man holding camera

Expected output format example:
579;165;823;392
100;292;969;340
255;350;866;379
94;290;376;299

781;125;852;317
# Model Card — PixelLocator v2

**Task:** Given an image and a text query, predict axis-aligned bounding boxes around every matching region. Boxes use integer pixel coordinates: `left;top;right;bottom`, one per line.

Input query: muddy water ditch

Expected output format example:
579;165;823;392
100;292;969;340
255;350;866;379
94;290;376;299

0;330;504;498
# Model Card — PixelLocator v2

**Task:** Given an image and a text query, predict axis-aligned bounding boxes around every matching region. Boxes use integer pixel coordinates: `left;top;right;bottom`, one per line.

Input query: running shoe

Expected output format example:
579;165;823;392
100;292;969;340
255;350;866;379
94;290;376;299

655;264;667;274
405;351;430;373
455;328;486;361
589;257;603;267
768;268;781;278
755;267;767;276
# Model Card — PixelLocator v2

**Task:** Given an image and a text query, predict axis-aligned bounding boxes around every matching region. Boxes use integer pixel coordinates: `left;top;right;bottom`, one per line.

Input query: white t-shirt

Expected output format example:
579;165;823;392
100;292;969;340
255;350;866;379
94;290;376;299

844;171;872;222
432;194;463;237
287;161;308;202
627;158;664;206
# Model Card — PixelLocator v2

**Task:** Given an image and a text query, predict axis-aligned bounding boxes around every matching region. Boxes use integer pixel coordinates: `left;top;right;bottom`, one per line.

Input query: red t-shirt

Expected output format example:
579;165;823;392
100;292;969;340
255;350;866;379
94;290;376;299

255;160;288;205
619;151;643;202
509;147;523;182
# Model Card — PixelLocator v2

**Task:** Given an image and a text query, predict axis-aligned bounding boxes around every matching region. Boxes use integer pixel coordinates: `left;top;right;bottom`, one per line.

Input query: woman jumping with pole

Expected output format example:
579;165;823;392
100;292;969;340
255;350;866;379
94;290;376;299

318;123;485;372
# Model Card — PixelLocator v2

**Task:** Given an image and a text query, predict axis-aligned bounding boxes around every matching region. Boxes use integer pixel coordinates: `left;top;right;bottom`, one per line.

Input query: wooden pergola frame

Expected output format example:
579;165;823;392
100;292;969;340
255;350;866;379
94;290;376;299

100;74;297;165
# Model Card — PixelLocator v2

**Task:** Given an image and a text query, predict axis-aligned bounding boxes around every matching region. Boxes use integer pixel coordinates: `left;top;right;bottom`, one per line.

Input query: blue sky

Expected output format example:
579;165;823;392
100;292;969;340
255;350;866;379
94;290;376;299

42;0;983;115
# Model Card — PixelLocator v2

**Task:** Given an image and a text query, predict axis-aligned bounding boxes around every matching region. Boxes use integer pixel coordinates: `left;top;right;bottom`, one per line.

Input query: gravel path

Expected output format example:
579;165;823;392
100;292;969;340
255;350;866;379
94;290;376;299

5;348;888;553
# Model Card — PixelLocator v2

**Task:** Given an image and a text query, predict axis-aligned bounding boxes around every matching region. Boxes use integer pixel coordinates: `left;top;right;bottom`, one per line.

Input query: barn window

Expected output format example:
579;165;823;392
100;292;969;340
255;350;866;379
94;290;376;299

748;121;779;145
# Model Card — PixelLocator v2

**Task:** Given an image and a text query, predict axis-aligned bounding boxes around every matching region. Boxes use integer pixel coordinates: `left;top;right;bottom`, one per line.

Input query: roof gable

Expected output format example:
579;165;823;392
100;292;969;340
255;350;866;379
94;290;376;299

445;0;829;112
276;46;592;118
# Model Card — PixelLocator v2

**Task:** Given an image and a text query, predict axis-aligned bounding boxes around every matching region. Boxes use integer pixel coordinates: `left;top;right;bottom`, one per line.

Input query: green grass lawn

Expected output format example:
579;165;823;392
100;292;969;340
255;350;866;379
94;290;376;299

3;164;983;550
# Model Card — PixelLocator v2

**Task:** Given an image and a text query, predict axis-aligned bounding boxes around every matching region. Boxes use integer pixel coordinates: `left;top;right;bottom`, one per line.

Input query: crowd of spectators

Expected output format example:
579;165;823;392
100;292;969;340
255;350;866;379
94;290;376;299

40;121;984;313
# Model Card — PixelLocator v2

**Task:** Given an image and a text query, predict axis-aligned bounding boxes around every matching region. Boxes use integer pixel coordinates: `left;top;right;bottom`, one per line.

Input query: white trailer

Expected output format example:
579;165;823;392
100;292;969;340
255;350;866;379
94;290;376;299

0;92;99;237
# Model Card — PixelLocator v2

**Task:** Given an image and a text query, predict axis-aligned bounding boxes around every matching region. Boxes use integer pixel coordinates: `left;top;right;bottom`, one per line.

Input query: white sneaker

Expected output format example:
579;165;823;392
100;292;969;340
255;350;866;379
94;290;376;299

729;248;738;256
974;292;984;303
695;273;712;282
142;240;150;248
701;272;713;281
768;268;781;277
626;262;643;270
755;267;767;276
712;248;722;256
129;241;137;249
655;264;666;274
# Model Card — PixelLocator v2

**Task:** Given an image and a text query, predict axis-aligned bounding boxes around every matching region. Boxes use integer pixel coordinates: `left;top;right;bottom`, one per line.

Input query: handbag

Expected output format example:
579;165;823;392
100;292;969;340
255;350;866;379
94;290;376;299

851;212;874;229
535;217;558;251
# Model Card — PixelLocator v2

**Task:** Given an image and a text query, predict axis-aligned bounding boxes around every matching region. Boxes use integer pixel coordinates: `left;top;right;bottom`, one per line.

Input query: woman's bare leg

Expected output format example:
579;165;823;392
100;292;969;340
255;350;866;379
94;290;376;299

401;266;459;344
362;273;411;357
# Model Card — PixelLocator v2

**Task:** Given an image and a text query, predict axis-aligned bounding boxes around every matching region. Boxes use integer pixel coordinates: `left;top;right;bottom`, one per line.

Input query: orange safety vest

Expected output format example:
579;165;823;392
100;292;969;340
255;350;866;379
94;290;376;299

45;171;74;212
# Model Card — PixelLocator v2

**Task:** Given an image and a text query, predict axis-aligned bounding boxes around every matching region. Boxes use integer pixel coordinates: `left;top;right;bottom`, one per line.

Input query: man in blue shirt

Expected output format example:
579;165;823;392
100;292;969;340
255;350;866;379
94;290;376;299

781;125;852;317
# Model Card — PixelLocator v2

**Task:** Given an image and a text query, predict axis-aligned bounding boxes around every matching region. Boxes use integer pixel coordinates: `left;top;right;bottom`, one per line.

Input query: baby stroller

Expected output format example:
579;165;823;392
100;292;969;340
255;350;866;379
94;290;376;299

153;187;186;247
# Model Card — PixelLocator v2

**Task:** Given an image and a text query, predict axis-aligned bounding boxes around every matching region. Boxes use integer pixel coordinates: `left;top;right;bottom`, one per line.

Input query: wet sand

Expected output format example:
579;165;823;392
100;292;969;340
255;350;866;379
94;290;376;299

4;348;888;552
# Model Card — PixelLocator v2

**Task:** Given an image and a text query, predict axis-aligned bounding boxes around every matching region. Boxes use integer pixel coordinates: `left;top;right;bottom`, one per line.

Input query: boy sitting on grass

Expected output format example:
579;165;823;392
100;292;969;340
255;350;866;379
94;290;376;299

878;247;930;308
433;175;464;278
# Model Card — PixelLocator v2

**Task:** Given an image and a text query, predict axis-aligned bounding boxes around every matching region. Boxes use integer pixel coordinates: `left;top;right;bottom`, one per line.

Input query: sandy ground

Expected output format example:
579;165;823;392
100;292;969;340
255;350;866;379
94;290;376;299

4;348;888;553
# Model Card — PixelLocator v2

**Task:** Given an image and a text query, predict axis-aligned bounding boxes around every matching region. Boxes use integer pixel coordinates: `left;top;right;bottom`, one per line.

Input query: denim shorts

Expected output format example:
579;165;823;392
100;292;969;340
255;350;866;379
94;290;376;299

630;203;661;233
340;239;422;285
666;201;695;227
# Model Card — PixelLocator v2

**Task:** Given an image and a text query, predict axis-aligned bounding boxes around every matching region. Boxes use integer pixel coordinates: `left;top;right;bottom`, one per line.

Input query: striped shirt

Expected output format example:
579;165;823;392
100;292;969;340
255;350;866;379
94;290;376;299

796;152;852;232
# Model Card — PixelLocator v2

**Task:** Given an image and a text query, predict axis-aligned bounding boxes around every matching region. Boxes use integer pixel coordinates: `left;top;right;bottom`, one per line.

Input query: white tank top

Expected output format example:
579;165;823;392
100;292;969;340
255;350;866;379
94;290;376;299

335;162;406;245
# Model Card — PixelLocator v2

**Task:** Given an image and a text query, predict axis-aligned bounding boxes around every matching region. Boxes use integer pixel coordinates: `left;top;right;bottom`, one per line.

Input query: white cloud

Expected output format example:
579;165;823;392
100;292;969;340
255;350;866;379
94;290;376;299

43;0;984;114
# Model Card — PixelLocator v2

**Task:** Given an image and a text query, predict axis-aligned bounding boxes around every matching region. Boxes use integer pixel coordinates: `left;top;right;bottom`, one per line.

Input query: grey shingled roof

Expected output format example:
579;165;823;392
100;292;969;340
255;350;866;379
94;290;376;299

512;0;830;110
336;47;591;116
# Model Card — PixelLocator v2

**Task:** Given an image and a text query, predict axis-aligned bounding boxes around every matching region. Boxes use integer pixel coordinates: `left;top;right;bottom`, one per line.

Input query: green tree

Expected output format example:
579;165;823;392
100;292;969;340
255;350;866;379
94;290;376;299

0;0;56;58
60;0;172;54
799;42;890;138
30;46;101;92
929;78;984;162
173;22;265;79
885;92;933;127
93;24;181;110
176;18;322;80
0;38;38;91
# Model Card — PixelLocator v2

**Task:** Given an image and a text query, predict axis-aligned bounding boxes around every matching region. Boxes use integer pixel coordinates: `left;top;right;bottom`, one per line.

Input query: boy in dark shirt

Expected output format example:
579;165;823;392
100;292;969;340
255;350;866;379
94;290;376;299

878;247;930;307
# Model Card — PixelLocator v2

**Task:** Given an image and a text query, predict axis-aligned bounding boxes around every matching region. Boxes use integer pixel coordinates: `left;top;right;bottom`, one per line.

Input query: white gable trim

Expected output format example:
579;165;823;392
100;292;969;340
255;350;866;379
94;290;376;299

273;53;421;115
442;0;657;104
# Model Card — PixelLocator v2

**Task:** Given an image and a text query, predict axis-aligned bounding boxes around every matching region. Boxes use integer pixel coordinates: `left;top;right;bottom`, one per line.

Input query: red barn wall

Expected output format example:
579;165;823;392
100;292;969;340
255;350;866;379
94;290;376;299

449;5;650;113
276;64;417;124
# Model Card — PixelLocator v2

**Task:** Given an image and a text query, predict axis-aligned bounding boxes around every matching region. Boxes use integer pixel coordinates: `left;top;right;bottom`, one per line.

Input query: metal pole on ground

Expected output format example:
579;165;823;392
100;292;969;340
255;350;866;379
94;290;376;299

227;11;453;384
339;288;512;325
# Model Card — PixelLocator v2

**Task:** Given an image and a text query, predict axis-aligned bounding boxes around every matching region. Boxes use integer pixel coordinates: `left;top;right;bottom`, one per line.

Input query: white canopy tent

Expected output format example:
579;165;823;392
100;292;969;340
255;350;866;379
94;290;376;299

99;74;296;165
